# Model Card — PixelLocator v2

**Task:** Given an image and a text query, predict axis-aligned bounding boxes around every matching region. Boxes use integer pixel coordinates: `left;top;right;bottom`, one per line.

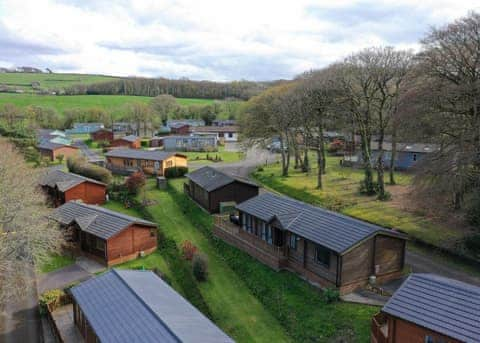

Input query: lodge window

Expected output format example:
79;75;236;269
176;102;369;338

265;224;273;245
166;161;173;168
95;238;105;252
228;132;233;138
150;229;156;237
289;233;298;250
315;245;330;267
413;153;417;161
241;213;246;230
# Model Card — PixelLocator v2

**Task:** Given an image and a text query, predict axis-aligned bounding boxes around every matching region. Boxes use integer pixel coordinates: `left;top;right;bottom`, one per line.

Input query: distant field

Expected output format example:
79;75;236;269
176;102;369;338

0;93;215;115
0;72;116;92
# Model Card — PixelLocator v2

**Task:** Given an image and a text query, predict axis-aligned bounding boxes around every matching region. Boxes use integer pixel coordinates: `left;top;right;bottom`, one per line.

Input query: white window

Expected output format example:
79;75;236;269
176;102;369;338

266;224;273;245
289;234;298;250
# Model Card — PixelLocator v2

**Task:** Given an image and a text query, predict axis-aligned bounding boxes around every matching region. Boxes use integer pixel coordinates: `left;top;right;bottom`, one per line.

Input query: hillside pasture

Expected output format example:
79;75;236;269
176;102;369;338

0;72;116;92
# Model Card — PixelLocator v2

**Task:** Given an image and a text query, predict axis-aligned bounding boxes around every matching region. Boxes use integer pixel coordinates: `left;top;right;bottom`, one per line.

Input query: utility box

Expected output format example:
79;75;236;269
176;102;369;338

156;176;167;189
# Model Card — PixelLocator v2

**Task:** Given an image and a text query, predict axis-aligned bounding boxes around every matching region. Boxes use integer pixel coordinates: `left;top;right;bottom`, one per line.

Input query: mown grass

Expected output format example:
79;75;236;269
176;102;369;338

0;93;215;117
38;253;75;274
184;146;245;164
253;155;463;249
105;181;290;343
106;178;378;342
0;72;116;92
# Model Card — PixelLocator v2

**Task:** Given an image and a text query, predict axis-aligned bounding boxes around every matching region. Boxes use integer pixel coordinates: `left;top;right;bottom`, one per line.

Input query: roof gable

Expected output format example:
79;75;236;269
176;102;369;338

186;166;258;192
39;170;105;191
48;201;156;239
382;274;480;342
70;269;233;343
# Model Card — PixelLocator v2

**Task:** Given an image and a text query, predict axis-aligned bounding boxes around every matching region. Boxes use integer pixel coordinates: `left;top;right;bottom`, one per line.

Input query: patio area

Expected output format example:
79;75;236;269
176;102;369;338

50;304;83;342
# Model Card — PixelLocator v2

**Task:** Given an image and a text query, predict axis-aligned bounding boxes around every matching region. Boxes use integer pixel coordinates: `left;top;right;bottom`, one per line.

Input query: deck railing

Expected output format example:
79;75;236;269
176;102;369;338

213;215;285;258
371;312;388;343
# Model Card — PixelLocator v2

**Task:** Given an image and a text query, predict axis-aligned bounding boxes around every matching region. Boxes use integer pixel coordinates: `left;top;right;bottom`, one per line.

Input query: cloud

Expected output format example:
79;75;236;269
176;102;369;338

0;0;478;81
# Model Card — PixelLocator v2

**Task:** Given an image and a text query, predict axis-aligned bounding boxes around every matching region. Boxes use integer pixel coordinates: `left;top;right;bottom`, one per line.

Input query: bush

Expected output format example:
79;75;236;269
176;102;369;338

192;253;209;282
164;166;188;178
322;288;339;303
67;156;112;184
465;234;480;258
327;139;344;154
125;171;146;195
39;289;66;314
181;240;198;260
56;154;64;164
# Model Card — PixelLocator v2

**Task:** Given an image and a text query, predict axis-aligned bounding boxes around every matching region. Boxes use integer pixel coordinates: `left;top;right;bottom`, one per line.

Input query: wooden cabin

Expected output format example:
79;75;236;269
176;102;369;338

37;141;79;161
190;126;239;143
39;170;106;206
185;166;259;213
90;128;114;143
105;149;187;176
70;269;234;343
49;201;157;266
214;192;406;294
371;273;480;343
169;123;191;135
110;135;141;149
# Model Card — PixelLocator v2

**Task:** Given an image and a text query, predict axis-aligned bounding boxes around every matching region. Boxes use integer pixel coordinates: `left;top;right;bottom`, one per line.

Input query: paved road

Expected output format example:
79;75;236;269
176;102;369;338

0;267;42;343
213;146;278;178
37;264;92;294
73;140;104;164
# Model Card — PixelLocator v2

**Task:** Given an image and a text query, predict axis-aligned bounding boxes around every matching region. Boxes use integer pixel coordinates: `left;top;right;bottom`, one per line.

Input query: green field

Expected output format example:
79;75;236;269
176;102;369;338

253;155;464;249
0;72;116;92
184;146;245;163
0;93;215;116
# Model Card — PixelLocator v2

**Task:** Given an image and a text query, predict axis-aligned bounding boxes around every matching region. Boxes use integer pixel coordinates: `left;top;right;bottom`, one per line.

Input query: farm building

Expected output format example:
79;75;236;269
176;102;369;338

190;126;239;143
37;141;79;161
214;192;406;294
70;269;233;343
39;169;106;206
105;149;187;176
343;142;438;170
49;201;157;266
66;123;104;135
161;135;217;151
110;135;141;149
185;166;259;213
372;273;480;343
90;128;114;143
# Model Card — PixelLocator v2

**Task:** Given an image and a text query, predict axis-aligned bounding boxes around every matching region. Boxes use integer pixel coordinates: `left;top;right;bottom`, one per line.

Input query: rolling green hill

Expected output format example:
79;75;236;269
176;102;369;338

0;93;215;115
0;72;116;92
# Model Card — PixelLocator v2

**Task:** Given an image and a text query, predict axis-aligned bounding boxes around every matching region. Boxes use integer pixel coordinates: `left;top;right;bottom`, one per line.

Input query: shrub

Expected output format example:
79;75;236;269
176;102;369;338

164;166;188;178
465;234;480;258
67;156;112;184
125;171;146;195
181;240;198;260
322;288;339;303
192;253;209;282
39;289;66;314
156;229;166;249
257;166;264;172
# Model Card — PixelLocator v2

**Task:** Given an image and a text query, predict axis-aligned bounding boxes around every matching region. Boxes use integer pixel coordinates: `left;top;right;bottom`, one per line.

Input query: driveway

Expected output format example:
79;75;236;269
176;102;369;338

37;264;92;294
73;140;104;164
213;146;278;178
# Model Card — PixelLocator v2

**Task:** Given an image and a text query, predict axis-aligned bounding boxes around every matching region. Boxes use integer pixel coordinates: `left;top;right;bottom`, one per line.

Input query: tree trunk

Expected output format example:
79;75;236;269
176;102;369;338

316;122;325;188
389;123;397;185
279;136;288;177
316;148;323;189
361;133;375;194
377;132;386;200
302;147;310;173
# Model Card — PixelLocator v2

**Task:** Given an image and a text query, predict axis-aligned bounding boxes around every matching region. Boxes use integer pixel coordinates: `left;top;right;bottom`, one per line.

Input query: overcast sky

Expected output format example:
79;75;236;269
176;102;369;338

0;0;479;81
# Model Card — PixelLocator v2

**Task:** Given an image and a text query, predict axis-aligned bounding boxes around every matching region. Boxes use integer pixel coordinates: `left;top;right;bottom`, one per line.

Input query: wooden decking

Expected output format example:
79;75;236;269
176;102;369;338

213;215;287;270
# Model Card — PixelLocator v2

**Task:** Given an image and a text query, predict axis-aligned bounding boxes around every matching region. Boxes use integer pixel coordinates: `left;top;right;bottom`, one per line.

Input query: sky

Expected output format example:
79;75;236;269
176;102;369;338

0;0;479;81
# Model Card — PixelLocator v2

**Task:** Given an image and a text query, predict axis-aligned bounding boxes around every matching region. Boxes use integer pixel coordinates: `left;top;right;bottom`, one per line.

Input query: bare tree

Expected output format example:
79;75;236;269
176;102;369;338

150;94;179;126
0;140;63;310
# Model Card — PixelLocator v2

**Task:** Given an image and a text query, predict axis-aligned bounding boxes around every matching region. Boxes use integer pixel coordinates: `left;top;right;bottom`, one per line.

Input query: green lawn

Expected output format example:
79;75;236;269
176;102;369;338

105;178;378;342
184;146;244;163
253;155;464;250
38;253;75;274
104;183;290;343
0;72;116;92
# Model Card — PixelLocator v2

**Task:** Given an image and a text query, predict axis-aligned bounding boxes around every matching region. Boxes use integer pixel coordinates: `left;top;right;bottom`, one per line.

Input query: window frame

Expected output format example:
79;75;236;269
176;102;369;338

289;233;298;250
315;245;330;267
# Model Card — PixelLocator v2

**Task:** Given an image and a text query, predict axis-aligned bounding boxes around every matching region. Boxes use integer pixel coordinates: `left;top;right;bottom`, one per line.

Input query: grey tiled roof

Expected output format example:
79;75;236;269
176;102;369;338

70;269;234;343
119;135;139;142
105;149;184;161
236;192;404;254
48;201;156;239
39;170;105;192
37;141;77;151
186;166;258;192
382;274;480;342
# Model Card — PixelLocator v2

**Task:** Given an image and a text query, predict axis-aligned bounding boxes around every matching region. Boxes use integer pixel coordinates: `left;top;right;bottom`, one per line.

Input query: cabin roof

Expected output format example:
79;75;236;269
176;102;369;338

190;126;239;133
186;166;258;192
382;273;480;342
105;149;185;161
48;201;156;239
39;169;105;192
117;135;139;142
37;141;77;151
236;192;404;254
70;269;233;343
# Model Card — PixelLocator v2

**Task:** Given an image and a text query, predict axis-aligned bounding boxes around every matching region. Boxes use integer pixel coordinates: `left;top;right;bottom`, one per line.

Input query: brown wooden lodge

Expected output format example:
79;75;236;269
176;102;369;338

184;166;259;213
49;201;157;266
214;192;406;294
40;169;107;206
371;273;480;343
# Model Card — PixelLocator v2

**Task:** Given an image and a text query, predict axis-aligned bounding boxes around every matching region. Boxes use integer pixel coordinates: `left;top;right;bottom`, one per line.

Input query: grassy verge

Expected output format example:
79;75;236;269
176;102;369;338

253;156;464;249
184;146;245;164
104;183;289;342
167;178;378;342
38;253;75;274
